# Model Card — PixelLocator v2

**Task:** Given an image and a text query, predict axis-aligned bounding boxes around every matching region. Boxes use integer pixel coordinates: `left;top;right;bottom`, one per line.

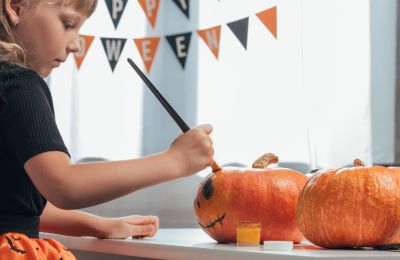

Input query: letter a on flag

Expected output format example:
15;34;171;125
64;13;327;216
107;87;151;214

74;35;94;70
133;37;160;73
138;0;160;28
101;38;127;72
105;0;128;29
256;6;278;39
197;25;221;60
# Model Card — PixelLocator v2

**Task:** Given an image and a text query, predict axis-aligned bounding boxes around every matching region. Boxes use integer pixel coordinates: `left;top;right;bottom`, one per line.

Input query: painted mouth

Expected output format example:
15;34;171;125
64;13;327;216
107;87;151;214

198;213;226;230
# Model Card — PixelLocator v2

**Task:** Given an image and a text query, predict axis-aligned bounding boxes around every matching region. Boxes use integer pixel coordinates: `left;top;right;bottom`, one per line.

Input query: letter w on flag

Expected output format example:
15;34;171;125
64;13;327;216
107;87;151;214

101;38;127;72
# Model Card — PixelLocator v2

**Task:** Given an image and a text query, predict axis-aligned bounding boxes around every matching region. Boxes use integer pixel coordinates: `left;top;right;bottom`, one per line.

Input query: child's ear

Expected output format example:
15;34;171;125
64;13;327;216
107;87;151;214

4;0;25;26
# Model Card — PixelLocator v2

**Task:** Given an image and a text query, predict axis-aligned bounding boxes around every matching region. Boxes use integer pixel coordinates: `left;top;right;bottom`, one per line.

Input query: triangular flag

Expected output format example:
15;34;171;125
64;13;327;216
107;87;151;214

165;32;192;69
256;6;277;39
197;25;221;60
138;0;160;28
227;17;249;50
105;0;128;29
133;37;160;73
100;38;127;72
74;35;94;70
171;0;189;19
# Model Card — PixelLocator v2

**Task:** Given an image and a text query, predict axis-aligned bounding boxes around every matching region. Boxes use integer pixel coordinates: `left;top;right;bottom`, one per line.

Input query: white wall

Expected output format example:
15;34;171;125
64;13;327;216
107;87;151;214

51;0;149;162
302;0;373;168
196;0;310;169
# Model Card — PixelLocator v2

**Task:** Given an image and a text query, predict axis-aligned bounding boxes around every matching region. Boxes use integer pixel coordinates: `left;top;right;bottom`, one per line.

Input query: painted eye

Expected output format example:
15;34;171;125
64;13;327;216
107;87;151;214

202;178;214;200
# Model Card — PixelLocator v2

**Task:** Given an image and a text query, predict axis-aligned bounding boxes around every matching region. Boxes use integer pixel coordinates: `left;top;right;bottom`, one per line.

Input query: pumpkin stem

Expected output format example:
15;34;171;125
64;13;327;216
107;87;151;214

252;153;279;169
211;161;222;172
353;159;366;167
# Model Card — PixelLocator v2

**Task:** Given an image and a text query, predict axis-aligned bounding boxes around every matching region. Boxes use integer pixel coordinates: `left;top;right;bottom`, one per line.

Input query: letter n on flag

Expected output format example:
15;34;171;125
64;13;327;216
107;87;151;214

133;37;160;73
256;6;278;39
138;0;160;28
197;25;221;60
100;38;127;72
74;35;94;70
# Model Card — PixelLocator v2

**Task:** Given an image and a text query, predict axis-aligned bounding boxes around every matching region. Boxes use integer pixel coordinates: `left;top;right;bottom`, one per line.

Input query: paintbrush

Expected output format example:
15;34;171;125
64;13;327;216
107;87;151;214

127;58;221;172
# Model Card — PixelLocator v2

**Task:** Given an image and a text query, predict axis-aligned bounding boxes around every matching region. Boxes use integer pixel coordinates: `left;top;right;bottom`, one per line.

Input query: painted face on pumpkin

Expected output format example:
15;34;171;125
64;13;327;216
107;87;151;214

193;162;308;244
6;236;26;254
194;174;230;232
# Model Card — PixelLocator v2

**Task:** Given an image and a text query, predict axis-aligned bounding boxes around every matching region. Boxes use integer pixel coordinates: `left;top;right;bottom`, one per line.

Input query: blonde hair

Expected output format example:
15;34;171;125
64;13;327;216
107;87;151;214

0;0;97;67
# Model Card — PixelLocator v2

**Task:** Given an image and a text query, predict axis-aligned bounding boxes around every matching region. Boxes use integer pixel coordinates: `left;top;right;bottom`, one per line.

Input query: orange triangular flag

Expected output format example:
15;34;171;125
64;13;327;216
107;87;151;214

197;25;221;60
138;0;160;28
133;37;160;73
256;6;278;39
74;35;94;69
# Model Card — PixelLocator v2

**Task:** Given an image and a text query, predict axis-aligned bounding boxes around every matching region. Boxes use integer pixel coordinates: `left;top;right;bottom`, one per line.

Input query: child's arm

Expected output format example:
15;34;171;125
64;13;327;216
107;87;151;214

40;202;159;239
25;124;214;210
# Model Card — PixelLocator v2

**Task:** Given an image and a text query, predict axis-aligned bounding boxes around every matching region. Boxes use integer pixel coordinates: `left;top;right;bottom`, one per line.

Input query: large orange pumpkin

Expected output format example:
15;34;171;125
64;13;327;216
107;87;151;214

296;159;400;249
193;153;308;244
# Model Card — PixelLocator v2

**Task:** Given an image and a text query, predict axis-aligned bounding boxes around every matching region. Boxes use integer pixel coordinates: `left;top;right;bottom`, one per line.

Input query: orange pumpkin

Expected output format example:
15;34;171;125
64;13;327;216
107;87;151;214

194;153;308;244
296;159;400;249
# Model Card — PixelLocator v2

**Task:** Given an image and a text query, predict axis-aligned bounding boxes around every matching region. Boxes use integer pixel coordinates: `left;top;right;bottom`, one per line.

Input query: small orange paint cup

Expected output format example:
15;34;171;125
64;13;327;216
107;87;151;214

236;221;261;246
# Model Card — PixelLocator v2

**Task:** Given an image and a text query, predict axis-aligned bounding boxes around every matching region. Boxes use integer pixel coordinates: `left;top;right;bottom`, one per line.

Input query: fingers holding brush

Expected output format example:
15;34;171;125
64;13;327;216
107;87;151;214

196;124;213;136
168;124;215;177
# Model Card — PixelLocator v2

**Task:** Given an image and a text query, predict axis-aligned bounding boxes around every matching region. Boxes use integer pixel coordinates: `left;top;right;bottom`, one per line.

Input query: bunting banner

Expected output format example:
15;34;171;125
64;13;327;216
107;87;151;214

227;17;249;50
197;25;221;60
171;0;190;19
138;0;160;28
165;32;192;69
133;37;161;73
256;6;277;39
101;37;127;72
105;0;128;29
77;6;278;73
74;35;94;69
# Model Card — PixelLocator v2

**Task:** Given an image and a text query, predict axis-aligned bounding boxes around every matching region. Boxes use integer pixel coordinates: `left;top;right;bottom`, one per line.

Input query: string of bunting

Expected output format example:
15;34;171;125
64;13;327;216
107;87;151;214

74;1;277;73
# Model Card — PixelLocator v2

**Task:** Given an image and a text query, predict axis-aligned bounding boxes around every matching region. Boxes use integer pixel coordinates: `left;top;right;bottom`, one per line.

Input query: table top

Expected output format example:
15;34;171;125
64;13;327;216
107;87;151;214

41;228;400;260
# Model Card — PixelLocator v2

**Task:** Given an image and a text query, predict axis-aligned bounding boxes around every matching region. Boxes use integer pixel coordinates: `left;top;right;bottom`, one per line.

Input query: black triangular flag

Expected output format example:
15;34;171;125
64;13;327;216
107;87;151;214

171;0;190;19
101;38;127;72
105;0;128;29
166;32;192;69
227;17;249;50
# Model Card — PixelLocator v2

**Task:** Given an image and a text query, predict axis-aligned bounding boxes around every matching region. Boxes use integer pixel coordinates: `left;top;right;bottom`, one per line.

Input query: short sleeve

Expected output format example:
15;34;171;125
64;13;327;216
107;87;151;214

0;70;70;165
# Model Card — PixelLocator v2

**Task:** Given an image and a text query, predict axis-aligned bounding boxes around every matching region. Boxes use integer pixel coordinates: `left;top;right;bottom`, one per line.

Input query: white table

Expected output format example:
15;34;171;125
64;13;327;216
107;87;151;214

41;228;400;260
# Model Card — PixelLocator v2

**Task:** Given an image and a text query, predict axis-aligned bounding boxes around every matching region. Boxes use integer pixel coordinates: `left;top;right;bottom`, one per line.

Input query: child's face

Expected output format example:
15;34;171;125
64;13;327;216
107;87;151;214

13;1;88;77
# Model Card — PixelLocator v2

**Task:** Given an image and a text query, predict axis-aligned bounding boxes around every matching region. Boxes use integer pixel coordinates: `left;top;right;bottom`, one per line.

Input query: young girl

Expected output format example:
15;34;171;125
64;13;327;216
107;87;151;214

0;0;215;259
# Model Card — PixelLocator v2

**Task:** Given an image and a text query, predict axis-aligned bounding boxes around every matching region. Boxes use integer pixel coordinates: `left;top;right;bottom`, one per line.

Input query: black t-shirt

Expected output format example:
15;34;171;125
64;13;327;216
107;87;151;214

0;61;69;238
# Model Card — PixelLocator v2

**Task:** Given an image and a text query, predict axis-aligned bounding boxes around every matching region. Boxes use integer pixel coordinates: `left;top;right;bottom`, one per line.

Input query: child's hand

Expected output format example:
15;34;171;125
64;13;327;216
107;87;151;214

167;124;214;177
99;215;159;239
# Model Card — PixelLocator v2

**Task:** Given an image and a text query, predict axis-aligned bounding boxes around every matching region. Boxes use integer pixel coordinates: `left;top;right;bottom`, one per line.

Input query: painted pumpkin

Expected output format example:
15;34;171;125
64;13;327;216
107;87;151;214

296;159;400;249
194;153;308;244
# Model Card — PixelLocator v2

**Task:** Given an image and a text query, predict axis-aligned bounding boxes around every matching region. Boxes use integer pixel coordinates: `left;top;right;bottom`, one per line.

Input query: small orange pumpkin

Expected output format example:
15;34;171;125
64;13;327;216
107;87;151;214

194;153;308;244
296;159;400;248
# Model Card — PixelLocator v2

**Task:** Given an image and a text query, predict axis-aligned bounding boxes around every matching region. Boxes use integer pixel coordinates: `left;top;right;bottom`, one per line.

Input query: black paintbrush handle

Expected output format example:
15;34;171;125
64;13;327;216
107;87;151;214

127;58;190;133
127;58;222;172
